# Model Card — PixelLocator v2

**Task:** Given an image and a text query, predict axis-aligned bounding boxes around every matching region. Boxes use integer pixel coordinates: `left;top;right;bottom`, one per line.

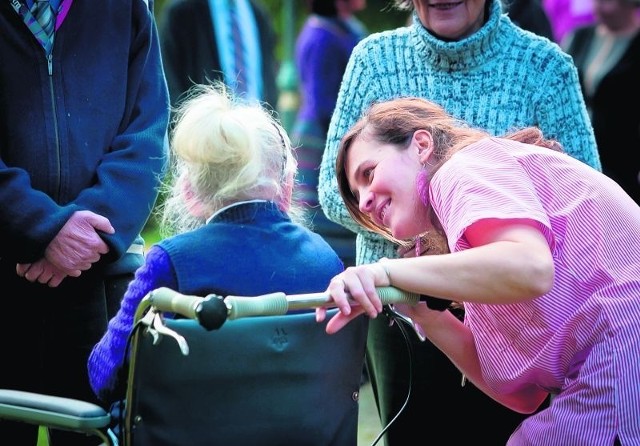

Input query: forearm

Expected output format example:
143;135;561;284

88;246;175;400
410;306;548;414
0;167;79;263
382;241;553;305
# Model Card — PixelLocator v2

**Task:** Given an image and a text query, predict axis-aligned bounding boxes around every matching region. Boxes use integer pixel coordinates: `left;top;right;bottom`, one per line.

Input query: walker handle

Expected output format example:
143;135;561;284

147;286;421;328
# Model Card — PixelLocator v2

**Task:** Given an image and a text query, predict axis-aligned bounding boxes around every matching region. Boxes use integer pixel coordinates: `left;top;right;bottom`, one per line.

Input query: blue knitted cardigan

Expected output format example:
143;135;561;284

318;0;601;266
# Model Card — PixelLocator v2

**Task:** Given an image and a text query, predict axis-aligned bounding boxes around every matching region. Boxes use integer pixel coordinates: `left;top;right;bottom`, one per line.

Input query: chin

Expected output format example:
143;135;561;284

390;227;416;241
392;223;426;241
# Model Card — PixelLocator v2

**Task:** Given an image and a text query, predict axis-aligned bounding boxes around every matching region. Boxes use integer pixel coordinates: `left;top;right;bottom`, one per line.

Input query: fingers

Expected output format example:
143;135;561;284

327;275;353;316
325;307;367;334
82;210;115;235
46;272;67;287
16;260;70;287
341;272;381;318
45;211;113;273
397;244;415;258
322;265;385;334
315;307;327;323
16;263;31;277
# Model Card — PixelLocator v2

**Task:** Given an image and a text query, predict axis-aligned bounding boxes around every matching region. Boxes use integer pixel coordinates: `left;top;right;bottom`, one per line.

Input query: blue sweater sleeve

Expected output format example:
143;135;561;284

88;245;176;402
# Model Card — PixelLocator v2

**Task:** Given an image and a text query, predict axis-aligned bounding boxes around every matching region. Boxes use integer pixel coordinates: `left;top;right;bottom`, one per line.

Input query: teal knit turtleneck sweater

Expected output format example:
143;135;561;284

319;0;600;266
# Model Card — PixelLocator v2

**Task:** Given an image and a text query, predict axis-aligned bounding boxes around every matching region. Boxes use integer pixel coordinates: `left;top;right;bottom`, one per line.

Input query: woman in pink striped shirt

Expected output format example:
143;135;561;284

318;97;640;445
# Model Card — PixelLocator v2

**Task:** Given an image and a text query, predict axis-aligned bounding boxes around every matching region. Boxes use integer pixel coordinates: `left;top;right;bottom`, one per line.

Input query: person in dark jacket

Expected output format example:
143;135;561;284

88;82;348;409
158;0;279;110
506;0;554;39
562;0;640;204
0;1;169;444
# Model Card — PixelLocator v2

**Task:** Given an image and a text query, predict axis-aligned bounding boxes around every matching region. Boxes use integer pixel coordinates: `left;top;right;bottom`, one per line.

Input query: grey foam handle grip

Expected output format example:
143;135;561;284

149;287;203;319
225;286;420;320
149;286;421;324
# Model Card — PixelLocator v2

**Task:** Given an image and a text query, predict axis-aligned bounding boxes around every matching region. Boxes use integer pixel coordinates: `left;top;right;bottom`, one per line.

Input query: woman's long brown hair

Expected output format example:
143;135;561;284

336;97;561;247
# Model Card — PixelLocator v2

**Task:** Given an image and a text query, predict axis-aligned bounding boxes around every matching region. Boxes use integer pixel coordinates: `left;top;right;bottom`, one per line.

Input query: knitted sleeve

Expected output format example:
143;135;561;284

529;49;601;171
87;245;177;402
318;33;419;265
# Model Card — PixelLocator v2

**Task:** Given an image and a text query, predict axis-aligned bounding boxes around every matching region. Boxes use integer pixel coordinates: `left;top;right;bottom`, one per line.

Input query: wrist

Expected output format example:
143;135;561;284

379;259;450;311
378;259;392;286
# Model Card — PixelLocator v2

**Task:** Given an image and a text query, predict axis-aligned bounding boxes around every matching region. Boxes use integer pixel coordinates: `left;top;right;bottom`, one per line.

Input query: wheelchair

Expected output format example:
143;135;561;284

0;287;418;445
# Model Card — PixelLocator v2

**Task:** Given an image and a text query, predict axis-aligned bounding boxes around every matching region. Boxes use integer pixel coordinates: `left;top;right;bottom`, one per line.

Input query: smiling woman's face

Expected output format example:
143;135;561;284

413;0;487;40
345;134;430;240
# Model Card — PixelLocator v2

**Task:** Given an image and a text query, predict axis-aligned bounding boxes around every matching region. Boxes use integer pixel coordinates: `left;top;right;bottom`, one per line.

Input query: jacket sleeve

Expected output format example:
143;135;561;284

0;160;80;263
73;1;170;263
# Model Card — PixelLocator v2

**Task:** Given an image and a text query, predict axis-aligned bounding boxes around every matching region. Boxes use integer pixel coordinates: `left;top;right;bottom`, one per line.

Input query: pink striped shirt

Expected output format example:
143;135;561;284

429;138;640;444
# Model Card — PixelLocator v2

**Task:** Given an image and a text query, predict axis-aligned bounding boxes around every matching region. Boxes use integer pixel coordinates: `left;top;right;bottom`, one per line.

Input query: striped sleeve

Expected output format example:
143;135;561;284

430;139;554;252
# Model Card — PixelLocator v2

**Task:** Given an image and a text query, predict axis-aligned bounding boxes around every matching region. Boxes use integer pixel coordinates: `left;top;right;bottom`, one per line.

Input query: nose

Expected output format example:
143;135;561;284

359;189;374;214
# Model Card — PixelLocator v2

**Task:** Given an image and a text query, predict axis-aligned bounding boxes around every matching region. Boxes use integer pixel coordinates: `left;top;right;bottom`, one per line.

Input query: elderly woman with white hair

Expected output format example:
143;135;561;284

88;83;346;406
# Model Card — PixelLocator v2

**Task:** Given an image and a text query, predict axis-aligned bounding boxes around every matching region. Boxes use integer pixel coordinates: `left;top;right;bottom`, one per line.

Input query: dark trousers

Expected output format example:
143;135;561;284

0;261;133;446
365;311;546;445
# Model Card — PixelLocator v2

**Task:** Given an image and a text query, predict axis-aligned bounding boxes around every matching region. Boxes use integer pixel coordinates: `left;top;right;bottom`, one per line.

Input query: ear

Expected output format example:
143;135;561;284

413;130;434;165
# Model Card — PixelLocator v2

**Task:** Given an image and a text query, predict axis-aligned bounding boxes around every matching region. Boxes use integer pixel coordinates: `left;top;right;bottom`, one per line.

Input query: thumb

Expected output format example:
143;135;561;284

85;212;115;235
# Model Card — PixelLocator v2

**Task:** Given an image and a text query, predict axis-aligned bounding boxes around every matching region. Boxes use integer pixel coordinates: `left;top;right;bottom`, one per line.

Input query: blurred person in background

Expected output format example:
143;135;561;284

543;0;595;42
506;0;554;39
563;0;640;204
291;0;368;269
158;0;279;110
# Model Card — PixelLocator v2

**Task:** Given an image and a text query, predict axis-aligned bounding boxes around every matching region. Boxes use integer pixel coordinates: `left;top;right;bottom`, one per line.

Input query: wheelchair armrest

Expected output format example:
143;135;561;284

0;389;114;444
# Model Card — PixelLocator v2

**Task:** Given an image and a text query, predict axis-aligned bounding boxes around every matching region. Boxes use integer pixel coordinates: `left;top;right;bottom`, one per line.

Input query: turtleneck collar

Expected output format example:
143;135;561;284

410;0;505;71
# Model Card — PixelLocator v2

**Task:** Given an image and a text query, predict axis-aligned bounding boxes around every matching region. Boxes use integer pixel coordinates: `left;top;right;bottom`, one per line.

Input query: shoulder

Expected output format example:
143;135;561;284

497;20;576;71
297;17;348;45
156;226;210;253
354;26;411;52
345;27;412;71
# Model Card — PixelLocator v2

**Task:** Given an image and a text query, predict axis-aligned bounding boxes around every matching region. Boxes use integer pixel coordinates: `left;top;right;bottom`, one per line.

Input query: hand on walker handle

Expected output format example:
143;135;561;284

318;262;393;334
